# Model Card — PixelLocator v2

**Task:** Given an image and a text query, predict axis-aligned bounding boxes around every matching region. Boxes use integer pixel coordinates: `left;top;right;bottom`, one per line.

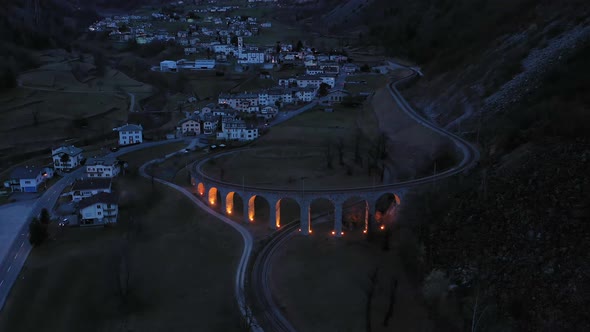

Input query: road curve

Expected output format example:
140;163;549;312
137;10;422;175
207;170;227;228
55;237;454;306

247;67;480;332
192;70;479;193
138;159;263;332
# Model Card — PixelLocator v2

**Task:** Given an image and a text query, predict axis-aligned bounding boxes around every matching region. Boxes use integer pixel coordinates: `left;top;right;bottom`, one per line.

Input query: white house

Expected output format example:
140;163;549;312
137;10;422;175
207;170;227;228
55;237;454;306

217;117;259;141
202;115;219;134
238;52;265;64
5;165;53;193
85;157;120;178
326;89;351;103
218;93;259;112
70;178;112;202
178;116;201;135
160;60;177;72
296;76;323;88
305;65;324;75
79;192;119;225
113;123;143;146
259;106;278;120
52;145;84;172
295;87;317;102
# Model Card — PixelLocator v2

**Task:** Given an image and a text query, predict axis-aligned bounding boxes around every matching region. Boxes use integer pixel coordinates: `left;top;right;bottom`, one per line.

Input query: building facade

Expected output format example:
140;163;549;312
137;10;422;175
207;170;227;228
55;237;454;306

52;145;84;172
86;157;120;178
114;123;143;146
79;192;119;225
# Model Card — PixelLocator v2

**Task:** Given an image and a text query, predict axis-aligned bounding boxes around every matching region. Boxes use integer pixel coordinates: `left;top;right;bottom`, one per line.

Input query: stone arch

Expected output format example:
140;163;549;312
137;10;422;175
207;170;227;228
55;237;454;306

275;197;301;230
342;196;371;233
208;187;221;207
226;191;244;217
309;197;335;235
247;195;270;224
374;193;401;228
197;182;206;196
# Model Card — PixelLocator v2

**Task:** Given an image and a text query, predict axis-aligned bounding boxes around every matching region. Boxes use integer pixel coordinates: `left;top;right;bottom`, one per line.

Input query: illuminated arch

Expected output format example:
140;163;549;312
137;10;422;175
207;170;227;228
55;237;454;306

275;197;301;230
197;183;206;196
208;187;219;206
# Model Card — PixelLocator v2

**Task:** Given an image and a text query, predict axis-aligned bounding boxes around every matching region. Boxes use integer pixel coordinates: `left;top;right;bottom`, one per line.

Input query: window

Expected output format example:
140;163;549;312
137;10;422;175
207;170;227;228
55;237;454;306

24;180;31;184
97;211;102;215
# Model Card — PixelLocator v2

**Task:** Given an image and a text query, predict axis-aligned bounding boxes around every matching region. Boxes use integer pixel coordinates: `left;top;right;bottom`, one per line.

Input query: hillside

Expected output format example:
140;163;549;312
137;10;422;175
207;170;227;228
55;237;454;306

0;0;157;91
292;0;590;329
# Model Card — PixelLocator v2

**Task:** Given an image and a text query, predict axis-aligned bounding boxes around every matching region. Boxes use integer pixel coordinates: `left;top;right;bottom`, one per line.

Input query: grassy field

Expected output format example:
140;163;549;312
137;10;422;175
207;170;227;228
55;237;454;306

201;102;387;189
0;88;128;152
119;142;188;170
345;73;389;96
260;105;368;146
271;222;433;332
0;51;154;164
202;146;380;190
0;148;243;332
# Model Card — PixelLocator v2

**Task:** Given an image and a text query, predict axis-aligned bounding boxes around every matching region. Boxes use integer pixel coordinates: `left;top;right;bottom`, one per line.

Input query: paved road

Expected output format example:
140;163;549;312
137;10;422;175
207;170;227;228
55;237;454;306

128;92;136;112
139;154;263;332
0;139;182;312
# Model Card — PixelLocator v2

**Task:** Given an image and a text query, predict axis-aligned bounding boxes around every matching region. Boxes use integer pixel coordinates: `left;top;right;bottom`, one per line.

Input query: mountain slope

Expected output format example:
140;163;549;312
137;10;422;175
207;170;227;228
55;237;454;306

294;0;590;329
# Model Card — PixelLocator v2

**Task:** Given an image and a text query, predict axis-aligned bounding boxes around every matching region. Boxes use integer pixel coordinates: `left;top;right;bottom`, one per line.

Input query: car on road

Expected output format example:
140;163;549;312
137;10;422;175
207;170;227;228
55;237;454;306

219;144;226;148
210;145;217;149
110;146;119;152
58;218;69;227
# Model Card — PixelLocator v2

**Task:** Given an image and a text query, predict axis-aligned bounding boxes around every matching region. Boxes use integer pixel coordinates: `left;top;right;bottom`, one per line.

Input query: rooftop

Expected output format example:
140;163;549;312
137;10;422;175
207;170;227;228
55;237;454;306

10;165;47;179
85;157;118;166
52;145;83;156
79;192;118;210
114;123;143;132
72;178;112;191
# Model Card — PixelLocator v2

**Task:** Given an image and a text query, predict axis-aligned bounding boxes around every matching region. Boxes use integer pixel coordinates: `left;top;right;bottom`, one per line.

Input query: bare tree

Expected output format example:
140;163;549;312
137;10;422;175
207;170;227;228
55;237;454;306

365;268;379;332
471;288;490;332
383;277;398;327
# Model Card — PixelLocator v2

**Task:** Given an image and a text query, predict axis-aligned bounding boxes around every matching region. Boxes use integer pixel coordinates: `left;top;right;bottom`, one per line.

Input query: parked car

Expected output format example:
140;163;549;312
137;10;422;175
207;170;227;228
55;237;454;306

110;146;119;152
58;218;69;227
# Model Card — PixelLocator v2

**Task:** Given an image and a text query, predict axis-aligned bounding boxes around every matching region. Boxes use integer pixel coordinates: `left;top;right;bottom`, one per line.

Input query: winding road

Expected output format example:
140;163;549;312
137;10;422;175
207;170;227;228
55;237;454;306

247;67;480;332
139;155;264;332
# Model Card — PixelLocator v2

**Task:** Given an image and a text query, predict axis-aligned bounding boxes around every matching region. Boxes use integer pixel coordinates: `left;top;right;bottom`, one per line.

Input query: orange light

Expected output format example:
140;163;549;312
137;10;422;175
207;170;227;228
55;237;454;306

380;225;385;230
298;228;301;232
276;224;280;228
249;217;254;221
331;231;335;235
227;210;232;214
309;229;312;234
340;231;344;236
363;230;367;234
